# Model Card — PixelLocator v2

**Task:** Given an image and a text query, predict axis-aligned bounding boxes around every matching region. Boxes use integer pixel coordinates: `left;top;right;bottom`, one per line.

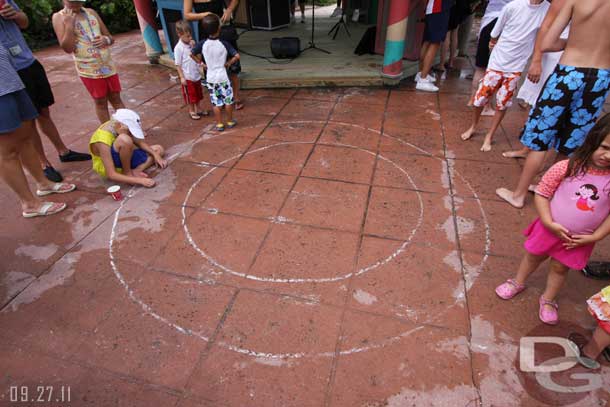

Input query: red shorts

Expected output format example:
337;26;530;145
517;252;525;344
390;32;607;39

80;74;122;99
181;80;204;105
596;316;610;335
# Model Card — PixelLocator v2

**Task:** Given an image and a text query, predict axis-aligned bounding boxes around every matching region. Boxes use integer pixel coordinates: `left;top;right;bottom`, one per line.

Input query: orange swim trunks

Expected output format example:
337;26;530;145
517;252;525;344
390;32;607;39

472;69;521;111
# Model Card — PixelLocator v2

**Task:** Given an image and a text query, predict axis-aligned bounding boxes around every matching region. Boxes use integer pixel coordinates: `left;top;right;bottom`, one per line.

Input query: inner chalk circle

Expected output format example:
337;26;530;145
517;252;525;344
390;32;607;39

182;141;424;283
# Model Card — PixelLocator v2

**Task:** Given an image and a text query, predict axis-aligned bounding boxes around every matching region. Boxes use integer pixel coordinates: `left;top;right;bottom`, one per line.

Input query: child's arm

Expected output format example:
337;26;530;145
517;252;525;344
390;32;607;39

565;215;610;250
488;3;512;49
176;65;187;85
174;47;188;85
52;9;77;53
222;41;240;67
134;139;168;169
534;194;573;242
191;41;207;69
541;0;572;52
225;53;240;68
95;143;156;187
533;160;573;242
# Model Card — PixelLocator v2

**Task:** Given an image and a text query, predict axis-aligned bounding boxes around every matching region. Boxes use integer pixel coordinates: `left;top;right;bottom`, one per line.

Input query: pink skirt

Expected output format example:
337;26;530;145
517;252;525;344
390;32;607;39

523;218;595;270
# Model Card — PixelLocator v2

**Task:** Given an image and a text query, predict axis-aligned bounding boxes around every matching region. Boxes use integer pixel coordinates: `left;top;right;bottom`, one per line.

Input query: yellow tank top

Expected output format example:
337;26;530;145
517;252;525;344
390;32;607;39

72;8;116;78
89;120;122;178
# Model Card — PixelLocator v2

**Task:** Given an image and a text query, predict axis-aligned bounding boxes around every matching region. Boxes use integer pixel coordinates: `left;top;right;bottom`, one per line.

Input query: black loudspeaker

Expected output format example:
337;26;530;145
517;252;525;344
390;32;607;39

250;0;291;30
271;37;301;59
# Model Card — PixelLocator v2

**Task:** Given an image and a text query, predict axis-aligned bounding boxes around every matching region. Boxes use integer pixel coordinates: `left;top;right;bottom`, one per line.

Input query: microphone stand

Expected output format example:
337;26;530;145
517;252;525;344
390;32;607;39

301;1;330;54
328;6;350;40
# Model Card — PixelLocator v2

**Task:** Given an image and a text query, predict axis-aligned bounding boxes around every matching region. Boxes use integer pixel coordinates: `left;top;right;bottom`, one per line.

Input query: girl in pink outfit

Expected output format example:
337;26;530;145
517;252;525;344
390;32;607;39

495;114;610;325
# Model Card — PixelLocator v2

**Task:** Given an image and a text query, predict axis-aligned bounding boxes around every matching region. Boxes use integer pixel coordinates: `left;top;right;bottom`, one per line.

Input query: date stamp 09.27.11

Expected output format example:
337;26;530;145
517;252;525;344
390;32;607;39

6;385;71;405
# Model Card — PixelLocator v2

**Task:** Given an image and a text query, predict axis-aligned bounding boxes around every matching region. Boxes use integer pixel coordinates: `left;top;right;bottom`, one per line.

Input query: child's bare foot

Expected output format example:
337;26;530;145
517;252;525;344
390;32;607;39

502;149;529;159
480;142;492;152
461;128;475;141
495;187;525;209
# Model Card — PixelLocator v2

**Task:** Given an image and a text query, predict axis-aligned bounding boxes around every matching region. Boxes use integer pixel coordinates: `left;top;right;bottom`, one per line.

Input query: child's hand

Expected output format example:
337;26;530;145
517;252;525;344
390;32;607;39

61;8;76;27
181;78;187;86
527;60;542;83
563;234;598;250
154;154;168;169
139;178;156;188
547;222;572;243
489;38;497;50
91;36;106;48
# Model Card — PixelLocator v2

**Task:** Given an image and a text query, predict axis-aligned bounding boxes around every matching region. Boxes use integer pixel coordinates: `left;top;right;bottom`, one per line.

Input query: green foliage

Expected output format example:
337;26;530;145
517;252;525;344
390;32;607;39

14;0;139;49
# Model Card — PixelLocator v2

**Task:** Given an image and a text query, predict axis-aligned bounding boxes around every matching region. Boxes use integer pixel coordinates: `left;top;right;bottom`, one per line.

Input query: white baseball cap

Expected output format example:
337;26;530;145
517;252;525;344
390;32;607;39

112;109;144;139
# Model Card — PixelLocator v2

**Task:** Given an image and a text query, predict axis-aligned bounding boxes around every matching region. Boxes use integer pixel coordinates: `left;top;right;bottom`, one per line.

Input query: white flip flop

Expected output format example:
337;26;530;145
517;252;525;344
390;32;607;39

36;182;76;197
22;202;67;218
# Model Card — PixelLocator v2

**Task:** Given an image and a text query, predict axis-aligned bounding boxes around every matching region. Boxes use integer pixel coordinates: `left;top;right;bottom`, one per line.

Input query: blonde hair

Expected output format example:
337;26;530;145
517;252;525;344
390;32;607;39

175;20;192;35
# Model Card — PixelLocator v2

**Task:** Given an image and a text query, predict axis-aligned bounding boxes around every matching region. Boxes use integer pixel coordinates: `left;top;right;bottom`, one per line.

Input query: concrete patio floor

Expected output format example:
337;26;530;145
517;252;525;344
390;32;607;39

1;30;610;407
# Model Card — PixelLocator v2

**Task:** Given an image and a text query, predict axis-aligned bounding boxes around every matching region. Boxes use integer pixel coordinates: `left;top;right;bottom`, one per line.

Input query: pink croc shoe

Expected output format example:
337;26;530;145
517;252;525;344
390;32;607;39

495;279;526;300
539;296;559;325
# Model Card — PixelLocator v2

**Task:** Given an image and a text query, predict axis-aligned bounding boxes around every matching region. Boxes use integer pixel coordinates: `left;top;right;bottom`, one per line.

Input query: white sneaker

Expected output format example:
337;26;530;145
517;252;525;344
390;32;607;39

415;72;436;83
331;7;342;18
352;9;360;22
416;80;439;92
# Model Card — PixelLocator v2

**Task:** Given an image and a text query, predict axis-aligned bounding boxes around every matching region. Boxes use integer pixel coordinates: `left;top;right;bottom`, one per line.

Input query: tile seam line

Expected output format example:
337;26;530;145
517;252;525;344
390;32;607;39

179;289;240;401
192;96;294;209
438;90;483;406
238;93;341;280
323;88;391;407
140;262;463;329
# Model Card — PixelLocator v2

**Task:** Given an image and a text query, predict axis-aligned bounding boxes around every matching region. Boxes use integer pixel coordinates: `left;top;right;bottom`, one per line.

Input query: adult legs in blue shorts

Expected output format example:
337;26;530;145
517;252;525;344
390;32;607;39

496;64;610;208
417;10;451;93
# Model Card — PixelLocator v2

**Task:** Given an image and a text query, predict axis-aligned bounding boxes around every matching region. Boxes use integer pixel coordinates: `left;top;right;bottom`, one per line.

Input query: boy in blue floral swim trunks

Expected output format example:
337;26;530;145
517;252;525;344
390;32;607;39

192;13;240;132
496;0;610;208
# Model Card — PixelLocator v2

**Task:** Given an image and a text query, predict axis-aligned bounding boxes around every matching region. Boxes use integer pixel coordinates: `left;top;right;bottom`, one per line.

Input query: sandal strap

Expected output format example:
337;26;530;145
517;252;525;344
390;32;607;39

506;279;525;290
39;202;56;214
540;297;558;309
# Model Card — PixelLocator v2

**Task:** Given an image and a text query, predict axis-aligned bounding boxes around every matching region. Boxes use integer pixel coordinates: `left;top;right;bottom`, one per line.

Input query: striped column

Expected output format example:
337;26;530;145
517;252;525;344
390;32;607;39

381;0;411;78
133;0;163;61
